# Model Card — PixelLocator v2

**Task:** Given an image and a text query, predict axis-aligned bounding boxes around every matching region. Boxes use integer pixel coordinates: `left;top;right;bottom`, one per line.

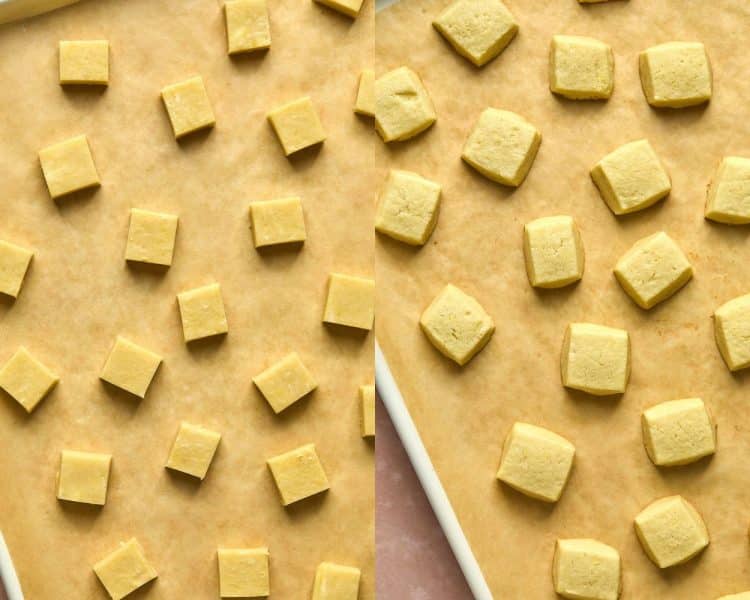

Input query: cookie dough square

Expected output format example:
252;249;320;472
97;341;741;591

0;240;33;298
267;96;326;156
354;69;375;116
252;352;317;413
462;108;541;187
614;231;692;309
93;538;157;600
224;0;270;55
718;594;750;600
161;76;216;139
553;539;621;600
267;443;329;506
705;157;750;224
166;422;221;479
249;197;306;248
375;170;441;246
639;42;712;108
590;139;671;215
375;66;436;143
314;0;364;18
177;283;229;342
634;495;709;568
100;336;162;398
59;40;109;85
218;547;270;598
549;35;614;100
0;347;58;413
323;273;375;331
561;323;630;395
420;284;495;365
496;422;575;502
57;450;112;505
39;134;100;199
360;384;375;438
642;398;716;467
714;293;750;371
125;208;178;266
312;562;361;600
432;0;518;67
523;215;584;288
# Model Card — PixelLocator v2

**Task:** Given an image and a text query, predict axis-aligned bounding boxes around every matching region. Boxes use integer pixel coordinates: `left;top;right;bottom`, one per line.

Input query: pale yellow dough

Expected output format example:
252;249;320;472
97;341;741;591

93;538;158;600
165;422;222;480
523;215;584;289
553;538;621;600
218;547;270;598
177;282;229;342
432;0;518;67
161;76;216;139
266;443;329;506
267;96;326;156
714;293;750;372
718;594;750;600
99;336;162;398
314;0;364;18
639;41;712;108
249;197;306;248
0;239;33;298
705;157;750;224
323;273;375;330
56;450;112;505
375;169;441;246
634;495;709;568
461;108;541;187
375;66;436;143
359;384;375;438
59;40;109;85
224;0;271;55
125;208;178;266
613;231;692;309
496;422;575;503
561;323;630;396
354;69;375;117
0;347;58;413
312;561;361;600
641;398;715;467
549;35;613;100
38;134;100;200
252;352;317;413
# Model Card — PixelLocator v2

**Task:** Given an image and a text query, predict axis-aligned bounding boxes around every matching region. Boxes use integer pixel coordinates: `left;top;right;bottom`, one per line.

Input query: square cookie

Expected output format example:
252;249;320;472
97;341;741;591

267;443;329;506
714;293;750;372
561;323;630;395
462;108;541;187
705;156;750;224
496;422;575;503
39;134;101;199
161;76;216;139
523;215;584;288
125;208;178;266
59;40;109;85
433;0;518;67
93;538;157;600
591;139;671;215
267;96;326;156
0;239;33;298
177;283;229;342
639;42;712;108
549;35;614;100
249;197;306;248
354;69;375;116
224;0;271;55
166;422;221;480
218;547;270;598
323;273;375;331
312;562;361;600
57;450;112;505
642;398;716;467
314;0;364;18
420;284;495;365
375;66;437;143
100;336;162;398
360;384;375;438
0;347;58;413
375;170;441;246
553;539;621;600
252;352;317;413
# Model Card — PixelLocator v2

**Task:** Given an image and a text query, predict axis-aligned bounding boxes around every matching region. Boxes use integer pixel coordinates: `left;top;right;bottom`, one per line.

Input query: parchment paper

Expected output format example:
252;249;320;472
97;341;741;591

0;0;374;597
376;0;750;597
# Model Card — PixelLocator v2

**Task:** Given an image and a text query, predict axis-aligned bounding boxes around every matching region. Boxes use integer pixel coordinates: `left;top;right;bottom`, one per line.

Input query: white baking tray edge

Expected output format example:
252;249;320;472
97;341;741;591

0;532;24;600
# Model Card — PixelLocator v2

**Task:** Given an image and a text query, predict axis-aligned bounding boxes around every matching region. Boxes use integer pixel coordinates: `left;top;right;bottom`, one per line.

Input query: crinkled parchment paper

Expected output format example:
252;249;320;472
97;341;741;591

377;0;750;597
0;0;373;597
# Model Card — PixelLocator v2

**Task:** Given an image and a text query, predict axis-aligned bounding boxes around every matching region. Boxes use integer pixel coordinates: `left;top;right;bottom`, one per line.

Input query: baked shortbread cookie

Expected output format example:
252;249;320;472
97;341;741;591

375;67;436;142
714;293;750;372
553;538;621;600
639;42;712;108
523;215;584;288
561;323;630;395
705;157;750;224
549;35;614;100
642;398;716;467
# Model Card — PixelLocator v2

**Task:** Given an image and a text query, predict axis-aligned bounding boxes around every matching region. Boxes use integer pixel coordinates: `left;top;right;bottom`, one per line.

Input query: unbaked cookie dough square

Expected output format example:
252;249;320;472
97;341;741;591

432;0;518;67
714;293;750;372
267;96;326;156
59;40;109;85
323;273;375;331
634;495;709;568
125;208;178;266
375;170;441;246
354;69;375;116
312;562;361;600
360;384;375;438
614;231;692;309
314;0;364;18
267;443;329;506
462;108;541;187
549;35;614;100
93;538;157;600
420;284;495;366
39;134;101;200
57;450;112;505
523;215;584;288
100;336;162;398
166;422;221;480
0;240;33;298
705;157;750;224
375;66;436;143
224;0;270;55
218;547;270;598
0;347;58;413
252;352;317;413
497;422;575;503
553;539;621;600
561;323;630;395
249;197;306;248
642;398;715;467
591;139;671;215
639;42;712;108
161;76;216;139
177;283;229;342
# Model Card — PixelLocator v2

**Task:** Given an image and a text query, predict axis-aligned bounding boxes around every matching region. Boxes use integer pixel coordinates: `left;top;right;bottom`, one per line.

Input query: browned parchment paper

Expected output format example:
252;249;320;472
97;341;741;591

0;0;374;597
377;0;750;597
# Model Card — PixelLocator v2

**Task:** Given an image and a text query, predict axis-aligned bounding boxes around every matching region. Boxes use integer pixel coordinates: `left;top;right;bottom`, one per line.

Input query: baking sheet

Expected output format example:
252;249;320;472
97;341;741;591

0;0;374;597
376;0;750;597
